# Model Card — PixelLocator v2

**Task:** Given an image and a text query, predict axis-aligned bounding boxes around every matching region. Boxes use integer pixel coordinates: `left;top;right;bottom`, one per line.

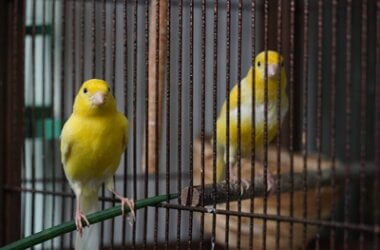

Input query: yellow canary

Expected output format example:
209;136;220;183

216;51;288;188
60;79;133;250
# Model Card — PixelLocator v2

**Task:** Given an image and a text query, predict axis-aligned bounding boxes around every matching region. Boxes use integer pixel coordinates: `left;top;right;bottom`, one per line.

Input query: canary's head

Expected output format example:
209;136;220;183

73;79;116;116
255;50;285;79
246;50;287;101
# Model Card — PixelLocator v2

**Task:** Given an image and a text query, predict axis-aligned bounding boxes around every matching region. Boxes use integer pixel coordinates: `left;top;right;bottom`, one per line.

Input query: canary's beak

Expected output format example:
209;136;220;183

91;91;106;106
267;63;280;78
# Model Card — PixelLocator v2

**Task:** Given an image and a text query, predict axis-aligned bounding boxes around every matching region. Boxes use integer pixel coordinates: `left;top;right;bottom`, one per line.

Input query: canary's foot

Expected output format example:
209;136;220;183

112;192;135;221
75;210;90;237
261;170;275;194
228;165;250;194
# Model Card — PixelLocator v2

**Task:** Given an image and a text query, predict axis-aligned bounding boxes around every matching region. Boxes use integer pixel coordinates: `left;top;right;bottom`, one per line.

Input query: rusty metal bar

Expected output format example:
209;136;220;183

59;0;67;247
301;1;309;248
199;0;206;248
375;2;380;249
122;0;129;246
344;1;353;249
164;0;172;249
263;0;269;248
359;0;368;249
91;0;96;77
315;0;323;249
69;1;76;247
288;1;295;248
176;0;183;248
153;0;160;248
110;0;117;247
375;2;380;248
225;0;231;248
211;0;218;248
132;0;138;248
275;0;283;248
236;0;243;248
41;1;47;247
187;0;195;249
249;1;256;249
143;0;150;247
50;0;57;248
329;1;337;249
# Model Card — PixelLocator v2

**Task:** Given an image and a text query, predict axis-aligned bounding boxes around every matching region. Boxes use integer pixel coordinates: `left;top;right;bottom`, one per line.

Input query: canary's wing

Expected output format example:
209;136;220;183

60;117;74;166
121;114;129;150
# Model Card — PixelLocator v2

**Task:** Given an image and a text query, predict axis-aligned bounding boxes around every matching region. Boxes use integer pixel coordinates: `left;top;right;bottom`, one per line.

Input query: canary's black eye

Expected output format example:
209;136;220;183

83;88;88;94
257;61;261;67
108;87;111;92
281;61;284;67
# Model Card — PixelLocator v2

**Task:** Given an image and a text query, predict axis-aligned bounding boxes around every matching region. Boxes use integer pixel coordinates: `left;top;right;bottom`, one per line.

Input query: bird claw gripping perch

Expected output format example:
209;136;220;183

75;210;90;237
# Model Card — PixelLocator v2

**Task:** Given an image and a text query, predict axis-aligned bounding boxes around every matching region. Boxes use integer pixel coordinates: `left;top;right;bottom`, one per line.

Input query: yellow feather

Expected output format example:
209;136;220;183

60;79;128;250
216;51;288;181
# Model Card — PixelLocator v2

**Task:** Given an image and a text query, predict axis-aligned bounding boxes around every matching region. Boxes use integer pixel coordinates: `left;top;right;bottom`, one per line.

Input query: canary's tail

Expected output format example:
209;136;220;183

75;190;99;250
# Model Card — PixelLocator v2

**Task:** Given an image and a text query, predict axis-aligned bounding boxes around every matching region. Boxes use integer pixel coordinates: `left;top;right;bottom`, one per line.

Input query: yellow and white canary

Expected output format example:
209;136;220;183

216;50;289;189
60;79;133;250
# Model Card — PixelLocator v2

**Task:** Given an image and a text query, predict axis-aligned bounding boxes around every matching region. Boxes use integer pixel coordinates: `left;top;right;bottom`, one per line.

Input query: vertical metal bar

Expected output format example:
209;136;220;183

301;0;309;247
263;0;269;248
329;1;337;249
176;0;183;248
249;1;256;249
344;1;352;249
59;0;67;248
100;0;106;247
187;0;194;248
91;0;96;77
41;1;47;249
375;2;380;248
275;0;283;249
154;0;160;248
211;0;218;248
359;0;368;249
200;0;206;249
50;0;57;248
315;1;323;249
288;1;295;248
143;0;150;248
71;0;76;99
0;0;8;244
69;1;76;247
110;0;117;247
80;0;85;83
122;0;129;246
102;0;106;79
152;0;160;249
165;1;172;249
31;0;36;245
225;0;231;248
236;0;243;249
132;0;138;248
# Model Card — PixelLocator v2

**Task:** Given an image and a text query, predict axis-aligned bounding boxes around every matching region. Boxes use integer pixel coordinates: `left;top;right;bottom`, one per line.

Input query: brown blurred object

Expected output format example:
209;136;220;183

144;0;168;173
193;137;340;249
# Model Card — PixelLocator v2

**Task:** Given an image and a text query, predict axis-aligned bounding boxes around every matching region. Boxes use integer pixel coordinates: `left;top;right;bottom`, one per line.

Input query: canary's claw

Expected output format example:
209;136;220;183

119;197;135;222
75;210;90;237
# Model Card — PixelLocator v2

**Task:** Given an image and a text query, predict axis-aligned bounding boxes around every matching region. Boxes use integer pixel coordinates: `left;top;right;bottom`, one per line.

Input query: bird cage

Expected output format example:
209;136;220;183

0;0;379;249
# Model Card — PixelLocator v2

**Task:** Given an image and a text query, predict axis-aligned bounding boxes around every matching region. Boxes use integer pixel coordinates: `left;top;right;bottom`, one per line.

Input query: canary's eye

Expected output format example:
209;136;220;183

281;61;284;67
108;87;111;92
83;88;88;94
257;61;261;67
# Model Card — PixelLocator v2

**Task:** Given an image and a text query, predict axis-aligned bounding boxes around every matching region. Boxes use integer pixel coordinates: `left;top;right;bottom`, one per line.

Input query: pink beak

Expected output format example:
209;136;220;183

267;63;280;78
91;91;105;106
